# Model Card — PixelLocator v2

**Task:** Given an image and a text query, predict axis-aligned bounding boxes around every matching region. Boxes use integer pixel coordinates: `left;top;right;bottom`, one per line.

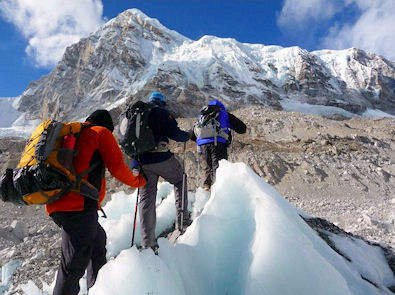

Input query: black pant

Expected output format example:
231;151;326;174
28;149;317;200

50;207;107;295
199;142;228;188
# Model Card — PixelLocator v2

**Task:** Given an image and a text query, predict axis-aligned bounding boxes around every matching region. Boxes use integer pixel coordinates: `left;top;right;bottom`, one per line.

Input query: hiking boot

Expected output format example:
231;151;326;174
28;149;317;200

139;245;159;255
175;218;192;233
183;218;193;227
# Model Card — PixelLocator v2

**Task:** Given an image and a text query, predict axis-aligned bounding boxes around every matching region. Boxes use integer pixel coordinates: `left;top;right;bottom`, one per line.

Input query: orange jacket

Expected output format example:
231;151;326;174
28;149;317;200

45;125;146;215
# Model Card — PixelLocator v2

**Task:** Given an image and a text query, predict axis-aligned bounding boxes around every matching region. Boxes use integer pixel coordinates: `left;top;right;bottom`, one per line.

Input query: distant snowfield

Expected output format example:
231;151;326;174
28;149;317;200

0;97;22;128
280;99;395;119
0;97;40;138
0;96;393;139
18;161;394;295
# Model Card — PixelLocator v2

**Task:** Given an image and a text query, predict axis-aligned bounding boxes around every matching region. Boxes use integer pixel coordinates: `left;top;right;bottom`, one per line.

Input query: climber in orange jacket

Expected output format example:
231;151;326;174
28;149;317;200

47;110;146;295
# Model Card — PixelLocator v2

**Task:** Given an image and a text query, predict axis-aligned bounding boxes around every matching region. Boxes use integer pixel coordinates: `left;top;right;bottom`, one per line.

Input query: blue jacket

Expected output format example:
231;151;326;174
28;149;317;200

196;100;232;146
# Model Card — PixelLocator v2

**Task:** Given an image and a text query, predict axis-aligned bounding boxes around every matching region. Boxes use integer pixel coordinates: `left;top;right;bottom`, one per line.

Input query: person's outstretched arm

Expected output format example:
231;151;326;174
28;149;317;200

162;110;190;142
96;127;146;188
228;113;247;134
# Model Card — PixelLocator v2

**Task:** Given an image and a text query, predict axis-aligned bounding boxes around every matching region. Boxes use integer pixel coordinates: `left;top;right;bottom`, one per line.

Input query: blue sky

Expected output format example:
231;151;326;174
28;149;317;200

0;0;394;98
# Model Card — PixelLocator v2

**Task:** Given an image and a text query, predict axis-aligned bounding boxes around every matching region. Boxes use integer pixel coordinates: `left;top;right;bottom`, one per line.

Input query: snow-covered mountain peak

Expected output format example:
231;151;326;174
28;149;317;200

102;8;189;46
4;8;394;131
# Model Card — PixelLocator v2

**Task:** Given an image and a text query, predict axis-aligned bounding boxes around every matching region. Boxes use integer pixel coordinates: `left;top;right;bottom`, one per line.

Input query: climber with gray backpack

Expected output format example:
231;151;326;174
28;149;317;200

118;91;191;252
191;99;246;191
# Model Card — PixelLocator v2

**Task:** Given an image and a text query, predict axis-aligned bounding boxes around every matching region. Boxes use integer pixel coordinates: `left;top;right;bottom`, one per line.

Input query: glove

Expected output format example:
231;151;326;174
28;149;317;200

131;158;140;168
131;159;141;176
134;166;147;184
131;160;147;183
139;169;147;183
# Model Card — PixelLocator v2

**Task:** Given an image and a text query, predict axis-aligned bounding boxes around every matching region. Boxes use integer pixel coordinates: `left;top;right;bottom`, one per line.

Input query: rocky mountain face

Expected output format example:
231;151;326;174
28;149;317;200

15;9;395;124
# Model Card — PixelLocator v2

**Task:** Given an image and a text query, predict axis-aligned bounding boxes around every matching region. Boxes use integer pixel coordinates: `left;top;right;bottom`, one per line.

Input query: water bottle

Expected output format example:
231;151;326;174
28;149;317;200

63;134;77;149
60;134;77;170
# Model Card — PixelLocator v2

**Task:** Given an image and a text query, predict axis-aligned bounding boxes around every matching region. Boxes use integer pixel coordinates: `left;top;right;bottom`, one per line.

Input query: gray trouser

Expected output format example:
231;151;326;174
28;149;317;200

139;156;188;248
200;143;228;188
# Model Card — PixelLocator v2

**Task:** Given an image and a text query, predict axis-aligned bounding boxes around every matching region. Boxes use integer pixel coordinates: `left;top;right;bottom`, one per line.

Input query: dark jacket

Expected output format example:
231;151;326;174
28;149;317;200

138;103;189;165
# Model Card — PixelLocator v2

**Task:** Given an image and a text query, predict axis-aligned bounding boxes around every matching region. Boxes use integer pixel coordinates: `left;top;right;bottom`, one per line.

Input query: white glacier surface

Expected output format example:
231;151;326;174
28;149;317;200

9;161;395;295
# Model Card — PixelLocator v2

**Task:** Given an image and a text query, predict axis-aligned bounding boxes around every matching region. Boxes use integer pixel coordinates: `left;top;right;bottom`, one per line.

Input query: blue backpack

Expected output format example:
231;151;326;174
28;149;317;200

194;105;229;145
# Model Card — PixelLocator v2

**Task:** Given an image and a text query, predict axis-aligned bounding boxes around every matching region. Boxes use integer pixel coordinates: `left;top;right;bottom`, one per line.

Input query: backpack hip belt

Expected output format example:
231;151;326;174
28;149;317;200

151;141;169;153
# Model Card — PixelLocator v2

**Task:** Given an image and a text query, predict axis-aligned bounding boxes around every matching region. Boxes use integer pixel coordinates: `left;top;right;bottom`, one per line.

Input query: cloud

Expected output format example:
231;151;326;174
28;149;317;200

0;0;105;68
277;0;344;29
322;1;395;61
277;0;395;61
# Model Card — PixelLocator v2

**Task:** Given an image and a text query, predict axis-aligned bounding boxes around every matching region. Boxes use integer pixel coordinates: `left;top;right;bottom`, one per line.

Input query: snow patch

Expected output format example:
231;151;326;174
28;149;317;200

281;99;395;119
362;109;395;118
20;279;53;295
0;260;22;293
280;99;357;118
329;234;395;288
0;97;22;128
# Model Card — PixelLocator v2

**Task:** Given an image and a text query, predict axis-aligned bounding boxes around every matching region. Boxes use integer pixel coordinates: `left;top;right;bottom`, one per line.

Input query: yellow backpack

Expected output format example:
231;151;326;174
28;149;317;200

0;120;98;205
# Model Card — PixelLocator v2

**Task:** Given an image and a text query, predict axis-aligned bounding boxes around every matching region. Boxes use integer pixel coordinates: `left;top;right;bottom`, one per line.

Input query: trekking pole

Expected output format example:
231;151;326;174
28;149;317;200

131;187;139;247
131;158;142;248
230;133;234;162
197;150;200;189
180;141;187;232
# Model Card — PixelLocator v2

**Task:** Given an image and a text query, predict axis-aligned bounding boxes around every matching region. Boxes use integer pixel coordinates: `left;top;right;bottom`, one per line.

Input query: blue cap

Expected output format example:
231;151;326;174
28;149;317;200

149;91;166;103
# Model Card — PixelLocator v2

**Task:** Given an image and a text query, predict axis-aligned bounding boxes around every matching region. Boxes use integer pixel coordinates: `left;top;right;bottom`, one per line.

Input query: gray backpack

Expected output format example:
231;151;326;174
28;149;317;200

194;105;229;145
118;101;157;157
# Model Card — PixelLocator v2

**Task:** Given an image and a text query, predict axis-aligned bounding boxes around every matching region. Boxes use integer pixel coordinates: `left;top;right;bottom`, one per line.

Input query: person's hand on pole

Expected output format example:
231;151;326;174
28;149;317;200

131;158;147;184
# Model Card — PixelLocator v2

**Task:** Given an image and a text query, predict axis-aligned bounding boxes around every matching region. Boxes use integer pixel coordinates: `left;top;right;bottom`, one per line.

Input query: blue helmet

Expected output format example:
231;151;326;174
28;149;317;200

149;91;166;105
